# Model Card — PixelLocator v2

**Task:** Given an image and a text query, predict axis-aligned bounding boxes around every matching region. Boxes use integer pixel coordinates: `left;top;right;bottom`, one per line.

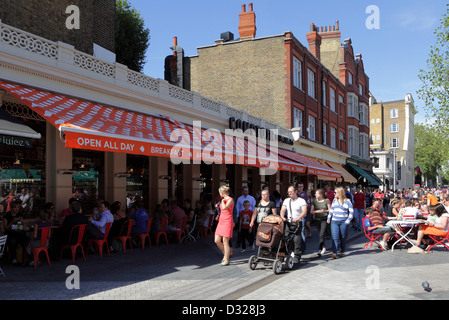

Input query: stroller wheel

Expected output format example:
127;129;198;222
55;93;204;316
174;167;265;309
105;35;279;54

285;254;294;270
248;255;258;270
273;259;283;275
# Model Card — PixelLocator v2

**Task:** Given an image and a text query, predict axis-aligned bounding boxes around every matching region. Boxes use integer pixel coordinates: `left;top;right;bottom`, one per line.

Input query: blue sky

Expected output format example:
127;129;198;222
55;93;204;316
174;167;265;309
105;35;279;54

129;0;447;124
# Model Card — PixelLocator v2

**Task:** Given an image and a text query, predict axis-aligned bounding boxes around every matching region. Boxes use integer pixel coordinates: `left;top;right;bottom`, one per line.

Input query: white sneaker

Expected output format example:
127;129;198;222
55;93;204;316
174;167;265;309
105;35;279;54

320;247;326;255
380;241;389;250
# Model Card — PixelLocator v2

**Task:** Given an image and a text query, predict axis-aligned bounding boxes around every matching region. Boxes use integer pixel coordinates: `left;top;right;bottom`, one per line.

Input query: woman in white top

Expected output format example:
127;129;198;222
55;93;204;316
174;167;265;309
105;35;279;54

415;203;449;250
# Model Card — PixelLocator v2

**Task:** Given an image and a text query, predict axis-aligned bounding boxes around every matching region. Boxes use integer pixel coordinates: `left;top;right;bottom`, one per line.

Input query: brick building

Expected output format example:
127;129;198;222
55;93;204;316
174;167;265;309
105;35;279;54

174;3;380;189
0;0;116;56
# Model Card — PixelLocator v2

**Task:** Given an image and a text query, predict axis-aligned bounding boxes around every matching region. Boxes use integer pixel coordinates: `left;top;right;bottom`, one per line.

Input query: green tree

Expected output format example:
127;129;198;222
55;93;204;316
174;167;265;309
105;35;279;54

417;5;449;135
115;0;150;72
414;123;448;184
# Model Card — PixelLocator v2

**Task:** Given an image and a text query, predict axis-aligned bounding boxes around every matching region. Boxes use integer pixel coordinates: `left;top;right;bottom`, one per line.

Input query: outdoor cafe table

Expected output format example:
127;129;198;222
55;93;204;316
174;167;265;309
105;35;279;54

386;219;426;252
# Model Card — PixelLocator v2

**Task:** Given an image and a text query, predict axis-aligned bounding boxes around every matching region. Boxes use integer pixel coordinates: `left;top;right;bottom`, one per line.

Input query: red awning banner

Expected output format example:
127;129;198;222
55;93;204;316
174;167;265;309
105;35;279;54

1;81;305;173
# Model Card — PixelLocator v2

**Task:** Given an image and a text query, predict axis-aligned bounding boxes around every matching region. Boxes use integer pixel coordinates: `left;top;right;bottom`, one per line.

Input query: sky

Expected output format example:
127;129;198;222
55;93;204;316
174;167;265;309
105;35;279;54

128;0;447;124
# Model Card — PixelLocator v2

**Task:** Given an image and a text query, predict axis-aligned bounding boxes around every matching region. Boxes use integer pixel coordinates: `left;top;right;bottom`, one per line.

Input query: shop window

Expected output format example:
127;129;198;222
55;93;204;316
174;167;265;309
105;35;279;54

0;113;46;217
72;149;104;214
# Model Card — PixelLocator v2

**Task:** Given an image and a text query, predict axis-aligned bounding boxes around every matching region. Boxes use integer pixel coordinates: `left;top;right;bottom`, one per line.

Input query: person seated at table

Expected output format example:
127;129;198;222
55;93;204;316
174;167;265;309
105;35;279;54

167;200;186;232
363;207;394;250
86;201;114;240
414;203;449;250
59;197;78;224
130;200;149;235
3;201;28;264
107;201;129;249
385;200;400;220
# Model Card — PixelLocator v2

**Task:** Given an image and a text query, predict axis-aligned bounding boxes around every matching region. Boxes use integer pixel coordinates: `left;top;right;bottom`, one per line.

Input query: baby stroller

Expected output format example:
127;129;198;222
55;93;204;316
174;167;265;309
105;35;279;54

248;215;300;275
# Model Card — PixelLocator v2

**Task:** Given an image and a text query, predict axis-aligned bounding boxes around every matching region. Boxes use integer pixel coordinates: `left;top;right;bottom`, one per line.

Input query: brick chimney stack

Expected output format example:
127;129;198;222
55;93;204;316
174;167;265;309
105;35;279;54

306;23;322;60
238;3;257;40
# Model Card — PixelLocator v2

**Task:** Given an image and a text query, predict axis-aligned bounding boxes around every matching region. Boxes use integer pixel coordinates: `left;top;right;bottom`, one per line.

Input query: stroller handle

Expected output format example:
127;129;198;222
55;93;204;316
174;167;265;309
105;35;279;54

285;220;302;233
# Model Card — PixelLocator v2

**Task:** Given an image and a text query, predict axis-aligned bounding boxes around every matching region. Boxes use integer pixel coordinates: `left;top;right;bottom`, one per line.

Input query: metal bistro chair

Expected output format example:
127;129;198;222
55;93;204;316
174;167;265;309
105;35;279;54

0;235;7;277
87;222;112;259
60;224;88;264
133;218;153;250
30;226;52;270
112;219;134;254
182;214;197;243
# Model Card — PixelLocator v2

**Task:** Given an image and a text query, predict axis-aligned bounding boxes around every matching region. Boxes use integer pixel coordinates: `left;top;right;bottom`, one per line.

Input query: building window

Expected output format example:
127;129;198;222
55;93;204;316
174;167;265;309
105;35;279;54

390;123;399;133
348;72;353;85
308;69;315;98
330;87;336;112
331;127;336;148
376;135;380;141
323;123;327;145
348;126;359;156
293;57;302;90
293;108;303;133
359;103;368;125
347;93;358;118
360;133;369;159
359;84;363;95
390;108;398;118
390;138;399;149
322;81;327;106
308;115;316;141
339;95;344;116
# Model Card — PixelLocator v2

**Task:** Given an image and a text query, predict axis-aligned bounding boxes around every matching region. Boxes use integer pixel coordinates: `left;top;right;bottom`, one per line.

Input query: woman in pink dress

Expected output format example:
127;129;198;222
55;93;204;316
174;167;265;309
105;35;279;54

214;186;234;266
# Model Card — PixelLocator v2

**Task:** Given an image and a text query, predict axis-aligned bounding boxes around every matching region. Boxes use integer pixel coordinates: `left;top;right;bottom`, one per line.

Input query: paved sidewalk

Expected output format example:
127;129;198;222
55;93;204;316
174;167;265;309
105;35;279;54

0;225;362;300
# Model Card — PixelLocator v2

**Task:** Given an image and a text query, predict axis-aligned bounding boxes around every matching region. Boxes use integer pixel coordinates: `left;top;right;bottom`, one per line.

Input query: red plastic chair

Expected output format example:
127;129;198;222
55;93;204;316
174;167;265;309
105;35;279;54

427;230;449;252
169;215;188;244
362;217;384;251
133;218;153;250
87;222;112;258
155;217;168;246
31;226;52;270
60;224;88;263
113;219;134;254
201;214;214;238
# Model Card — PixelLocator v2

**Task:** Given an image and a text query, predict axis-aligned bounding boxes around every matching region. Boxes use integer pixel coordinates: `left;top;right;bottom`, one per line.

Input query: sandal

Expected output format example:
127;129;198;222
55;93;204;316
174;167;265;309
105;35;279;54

219;261;230;266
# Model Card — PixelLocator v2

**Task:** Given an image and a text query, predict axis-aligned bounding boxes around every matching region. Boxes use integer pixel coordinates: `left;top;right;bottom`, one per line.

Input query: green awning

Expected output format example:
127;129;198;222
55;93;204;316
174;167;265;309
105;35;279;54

345;163;380;186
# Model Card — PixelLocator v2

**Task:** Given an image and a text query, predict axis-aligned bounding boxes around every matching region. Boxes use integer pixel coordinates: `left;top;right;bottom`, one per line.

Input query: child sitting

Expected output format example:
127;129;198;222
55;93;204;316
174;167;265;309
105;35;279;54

364;207;394;250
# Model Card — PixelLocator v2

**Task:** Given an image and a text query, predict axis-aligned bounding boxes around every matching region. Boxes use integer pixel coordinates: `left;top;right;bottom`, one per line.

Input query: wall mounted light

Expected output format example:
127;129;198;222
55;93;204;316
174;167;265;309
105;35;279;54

115;172;131;178
57;169;76;175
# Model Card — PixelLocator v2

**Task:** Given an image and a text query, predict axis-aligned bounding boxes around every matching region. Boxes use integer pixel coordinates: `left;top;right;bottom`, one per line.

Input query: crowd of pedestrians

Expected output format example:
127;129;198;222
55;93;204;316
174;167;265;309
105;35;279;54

1;183;447;267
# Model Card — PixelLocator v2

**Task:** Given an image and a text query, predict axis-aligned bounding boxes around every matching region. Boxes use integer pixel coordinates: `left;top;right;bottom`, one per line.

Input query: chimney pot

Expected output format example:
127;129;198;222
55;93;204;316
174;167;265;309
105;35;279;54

239;3;257;39
242;4;246;12
173;37;178;46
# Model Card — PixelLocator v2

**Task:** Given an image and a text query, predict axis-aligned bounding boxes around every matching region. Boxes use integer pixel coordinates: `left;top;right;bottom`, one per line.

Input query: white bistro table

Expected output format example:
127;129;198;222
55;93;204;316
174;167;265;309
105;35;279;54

386;219;426;252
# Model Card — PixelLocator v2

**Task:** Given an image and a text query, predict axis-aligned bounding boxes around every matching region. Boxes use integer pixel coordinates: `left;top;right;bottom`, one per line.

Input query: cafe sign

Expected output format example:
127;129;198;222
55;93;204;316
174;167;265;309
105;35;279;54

0;135;33;149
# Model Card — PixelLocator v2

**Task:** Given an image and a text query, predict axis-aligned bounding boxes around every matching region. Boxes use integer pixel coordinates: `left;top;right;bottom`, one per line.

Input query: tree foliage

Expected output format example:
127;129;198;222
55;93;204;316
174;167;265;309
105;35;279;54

414;123;449;183
115;0;150;72
417;5;449;135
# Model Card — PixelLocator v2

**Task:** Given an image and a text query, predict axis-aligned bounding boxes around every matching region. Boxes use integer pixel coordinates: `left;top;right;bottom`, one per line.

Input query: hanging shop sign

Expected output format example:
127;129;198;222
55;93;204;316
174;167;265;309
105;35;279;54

0;135;33;149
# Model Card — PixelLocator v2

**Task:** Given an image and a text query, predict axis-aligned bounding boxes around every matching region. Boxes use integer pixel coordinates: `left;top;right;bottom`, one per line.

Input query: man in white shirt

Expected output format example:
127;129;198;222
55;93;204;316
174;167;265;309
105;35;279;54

235;186;256;248
280;185;307;263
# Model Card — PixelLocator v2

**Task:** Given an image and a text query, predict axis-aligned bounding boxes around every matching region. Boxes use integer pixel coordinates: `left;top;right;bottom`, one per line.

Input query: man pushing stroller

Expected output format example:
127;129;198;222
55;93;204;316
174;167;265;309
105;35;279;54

280;184;308;264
